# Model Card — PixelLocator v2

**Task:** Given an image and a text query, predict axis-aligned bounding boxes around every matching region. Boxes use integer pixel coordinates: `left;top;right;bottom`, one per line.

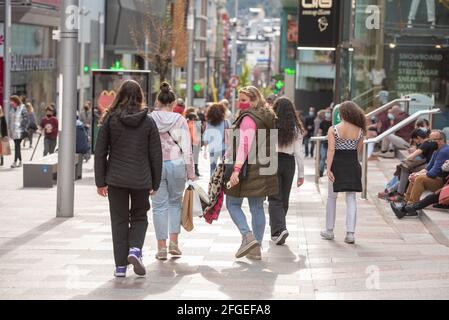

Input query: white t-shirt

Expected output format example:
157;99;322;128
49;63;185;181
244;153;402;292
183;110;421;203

370;68;386;86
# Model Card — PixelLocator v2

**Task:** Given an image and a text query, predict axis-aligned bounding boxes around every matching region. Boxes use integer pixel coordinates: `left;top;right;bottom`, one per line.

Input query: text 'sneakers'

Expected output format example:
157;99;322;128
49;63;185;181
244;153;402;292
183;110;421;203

235;232;259;259
114;266;127;278
127;248;146;276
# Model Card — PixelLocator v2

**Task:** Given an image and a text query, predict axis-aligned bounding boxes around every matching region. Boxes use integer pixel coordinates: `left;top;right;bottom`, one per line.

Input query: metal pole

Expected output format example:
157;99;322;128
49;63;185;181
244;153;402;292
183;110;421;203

78;0;85;112
186;3;195;107
99;12;105;69
268;40;272;88
57;0;79;218
315;139;321;185
206;51;210;102
3;0;11;124
144;37;149;71
231;0;239;115
361;142;368;200
171;49;176;88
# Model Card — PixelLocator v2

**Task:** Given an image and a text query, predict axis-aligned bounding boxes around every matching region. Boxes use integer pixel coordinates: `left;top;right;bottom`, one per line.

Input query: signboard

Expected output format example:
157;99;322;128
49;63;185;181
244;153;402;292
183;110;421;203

229;76;240;88
91;70;152;151
385;48;449;102
297;0;340;50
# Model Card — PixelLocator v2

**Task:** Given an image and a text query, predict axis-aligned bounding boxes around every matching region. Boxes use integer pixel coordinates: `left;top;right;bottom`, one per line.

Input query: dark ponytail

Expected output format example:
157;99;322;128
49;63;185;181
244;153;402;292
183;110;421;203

157;82;176;106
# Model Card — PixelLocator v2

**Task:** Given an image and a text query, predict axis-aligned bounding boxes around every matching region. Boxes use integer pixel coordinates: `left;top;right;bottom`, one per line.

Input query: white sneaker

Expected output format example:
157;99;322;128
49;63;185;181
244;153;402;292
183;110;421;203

320;230;335;240
273;230;289;246
407;20;413;28
430;22;436;29
345;233;355;244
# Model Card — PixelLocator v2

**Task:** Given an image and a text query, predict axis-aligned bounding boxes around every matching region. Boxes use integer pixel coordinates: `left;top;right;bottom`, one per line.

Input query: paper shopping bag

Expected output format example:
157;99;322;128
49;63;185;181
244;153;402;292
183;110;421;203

181;186;194;232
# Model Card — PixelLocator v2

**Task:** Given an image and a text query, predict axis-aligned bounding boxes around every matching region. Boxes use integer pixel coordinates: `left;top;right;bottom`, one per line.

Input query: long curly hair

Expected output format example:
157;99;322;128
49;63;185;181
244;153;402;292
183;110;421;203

100;80;145;124
339;101;367;133
273;97;305;148
206;103;226;126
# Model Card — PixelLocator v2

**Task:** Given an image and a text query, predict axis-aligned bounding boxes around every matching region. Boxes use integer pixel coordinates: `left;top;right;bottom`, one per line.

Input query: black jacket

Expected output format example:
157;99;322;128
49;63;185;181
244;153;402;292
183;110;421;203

94;108;162;191
0;116;7;137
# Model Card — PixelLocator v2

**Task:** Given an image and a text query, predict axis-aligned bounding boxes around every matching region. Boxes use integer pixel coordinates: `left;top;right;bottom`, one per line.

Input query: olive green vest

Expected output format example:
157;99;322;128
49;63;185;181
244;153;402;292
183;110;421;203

225;108;279;198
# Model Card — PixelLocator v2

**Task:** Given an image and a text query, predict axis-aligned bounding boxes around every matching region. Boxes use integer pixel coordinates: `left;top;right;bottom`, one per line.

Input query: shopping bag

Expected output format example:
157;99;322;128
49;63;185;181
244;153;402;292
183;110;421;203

0;137;11;156
439;185;449;206
188;181;210;204
191;187;204;218
181;186;194;232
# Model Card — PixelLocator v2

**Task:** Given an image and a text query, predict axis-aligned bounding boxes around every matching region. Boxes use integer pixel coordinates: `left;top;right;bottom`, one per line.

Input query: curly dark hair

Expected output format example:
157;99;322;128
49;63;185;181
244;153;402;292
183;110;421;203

273;97;305;148
205;103;226;126
339;101;367;133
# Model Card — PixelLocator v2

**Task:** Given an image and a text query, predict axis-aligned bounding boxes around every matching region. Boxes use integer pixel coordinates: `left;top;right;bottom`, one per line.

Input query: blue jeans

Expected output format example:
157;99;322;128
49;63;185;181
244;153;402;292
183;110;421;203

151;160;186;240
320;143;328;176
226;196;266;244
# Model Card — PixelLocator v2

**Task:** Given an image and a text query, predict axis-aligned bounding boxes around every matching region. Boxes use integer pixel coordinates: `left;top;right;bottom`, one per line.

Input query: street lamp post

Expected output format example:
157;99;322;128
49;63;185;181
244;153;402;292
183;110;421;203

186;3;195;107
230;0;239;115
3;0;12;123
57;0;79;218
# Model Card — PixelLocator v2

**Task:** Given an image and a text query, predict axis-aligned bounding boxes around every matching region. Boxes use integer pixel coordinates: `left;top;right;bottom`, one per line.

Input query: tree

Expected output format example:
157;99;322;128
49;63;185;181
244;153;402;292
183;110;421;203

130;3;173;83
238;63;251;90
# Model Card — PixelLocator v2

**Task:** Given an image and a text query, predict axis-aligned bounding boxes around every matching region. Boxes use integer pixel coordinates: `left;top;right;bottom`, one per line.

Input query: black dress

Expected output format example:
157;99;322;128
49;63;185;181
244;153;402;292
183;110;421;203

331;126;363;193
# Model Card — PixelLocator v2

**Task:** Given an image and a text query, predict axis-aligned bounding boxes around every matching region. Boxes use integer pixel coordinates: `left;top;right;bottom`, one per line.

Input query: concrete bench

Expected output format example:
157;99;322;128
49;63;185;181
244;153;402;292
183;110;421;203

23;153;83;188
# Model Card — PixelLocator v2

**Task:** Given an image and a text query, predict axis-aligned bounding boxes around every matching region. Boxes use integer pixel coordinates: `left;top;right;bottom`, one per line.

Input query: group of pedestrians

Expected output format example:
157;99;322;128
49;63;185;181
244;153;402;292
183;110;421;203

94;79;369;279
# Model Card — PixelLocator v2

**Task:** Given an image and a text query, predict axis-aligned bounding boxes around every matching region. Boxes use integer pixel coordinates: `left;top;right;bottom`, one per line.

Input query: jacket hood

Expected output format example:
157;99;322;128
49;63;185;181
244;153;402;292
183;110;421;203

151;111;183;133
119;108;149;127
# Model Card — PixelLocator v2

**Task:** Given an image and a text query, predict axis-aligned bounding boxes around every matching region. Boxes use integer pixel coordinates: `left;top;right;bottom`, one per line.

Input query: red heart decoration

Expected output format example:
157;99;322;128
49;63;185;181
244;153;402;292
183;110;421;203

97;91;116;114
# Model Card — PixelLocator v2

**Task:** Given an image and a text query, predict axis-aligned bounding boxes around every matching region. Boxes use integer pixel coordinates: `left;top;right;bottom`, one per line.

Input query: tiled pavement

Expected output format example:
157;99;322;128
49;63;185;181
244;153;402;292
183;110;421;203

1;142;449;300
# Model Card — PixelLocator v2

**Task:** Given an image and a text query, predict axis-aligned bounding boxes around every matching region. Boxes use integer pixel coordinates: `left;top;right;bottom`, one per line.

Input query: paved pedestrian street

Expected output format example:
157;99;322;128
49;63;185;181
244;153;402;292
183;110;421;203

1;147;449;300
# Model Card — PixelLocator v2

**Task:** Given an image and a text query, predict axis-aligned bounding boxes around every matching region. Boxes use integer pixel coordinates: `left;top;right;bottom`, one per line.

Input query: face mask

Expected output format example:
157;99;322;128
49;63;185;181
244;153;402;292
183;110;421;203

388;114;395;121
239;102;251;111
309;112;315;117
325;113;331;119
46;114;52;118
419;127;428;133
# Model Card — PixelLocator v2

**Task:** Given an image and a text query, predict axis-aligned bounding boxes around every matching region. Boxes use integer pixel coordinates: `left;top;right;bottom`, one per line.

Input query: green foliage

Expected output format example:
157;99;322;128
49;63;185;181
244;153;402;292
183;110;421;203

238;63;251;89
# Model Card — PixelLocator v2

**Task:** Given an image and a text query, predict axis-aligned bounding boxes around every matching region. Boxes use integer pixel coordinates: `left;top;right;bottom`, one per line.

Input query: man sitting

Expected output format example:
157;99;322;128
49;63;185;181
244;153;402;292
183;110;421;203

377;105;415;158
392;131;449;219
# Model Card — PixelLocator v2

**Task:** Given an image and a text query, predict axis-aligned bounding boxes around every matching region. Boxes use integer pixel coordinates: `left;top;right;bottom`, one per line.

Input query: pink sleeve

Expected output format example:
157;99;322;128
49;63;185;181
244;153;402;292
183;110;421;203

235;116;256;171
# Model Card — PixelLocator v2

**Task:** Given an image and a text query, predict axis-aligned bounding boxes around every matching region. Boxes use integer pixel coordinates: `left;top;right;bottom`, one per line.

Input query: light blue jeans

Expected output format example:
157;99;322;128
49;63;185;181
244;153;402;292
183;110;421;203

152;160;186;240
226;196;266;244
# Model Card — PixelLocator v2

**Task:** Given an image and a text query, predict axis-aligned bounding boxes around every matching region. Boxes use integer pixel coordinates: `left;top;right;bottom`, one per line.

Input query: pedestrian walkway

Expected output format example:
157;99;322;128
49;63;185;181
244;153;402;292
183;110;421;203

1;148;449;300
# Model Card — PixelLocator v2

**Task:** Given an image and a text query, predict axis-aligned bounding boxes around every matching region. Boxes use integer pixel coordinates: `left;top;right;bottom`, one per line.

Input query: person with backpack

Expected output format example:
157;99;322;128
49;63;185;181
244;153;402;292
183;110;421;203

95;80;163;278
23;103;38;149
151;82;196;261
40;105;59;157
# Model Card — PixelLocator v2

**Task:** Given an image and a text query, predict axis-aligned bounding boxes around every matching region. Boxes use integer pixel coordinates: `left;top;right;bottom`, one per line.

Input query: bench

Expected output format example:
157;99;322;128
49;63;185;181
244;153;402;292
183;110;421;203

23;153;83;188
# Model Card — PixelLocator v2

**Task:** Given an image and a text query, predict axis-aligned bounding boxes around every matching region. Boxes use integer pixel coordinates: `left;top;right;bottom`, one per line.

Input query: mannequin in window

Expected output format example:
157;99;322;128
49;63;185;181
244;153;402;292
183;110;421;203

354;63;369;97
407;0;436;29
369;67;386;87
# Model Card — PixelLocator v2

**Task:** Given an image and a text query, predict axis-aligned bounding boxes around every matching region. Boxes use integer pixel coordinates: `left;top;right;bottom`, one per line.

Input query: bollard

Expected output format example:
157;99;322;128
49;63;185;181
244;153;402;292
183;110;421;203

361;142;368;200
315;139;321;185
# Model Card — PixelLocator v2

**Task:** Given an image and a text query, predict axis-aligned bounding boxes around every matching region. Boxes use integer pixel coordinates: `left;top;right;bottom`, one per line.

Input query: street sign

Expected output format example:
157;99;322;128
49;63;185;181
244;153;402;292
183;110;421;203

229;76;240;88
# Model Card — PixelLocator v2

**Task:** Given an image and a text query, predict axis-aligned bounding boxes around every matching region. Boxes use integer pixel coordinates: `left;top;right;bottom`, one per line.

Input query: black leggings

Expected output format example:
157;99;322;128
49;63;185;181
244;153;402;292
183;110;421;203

14;139;22;163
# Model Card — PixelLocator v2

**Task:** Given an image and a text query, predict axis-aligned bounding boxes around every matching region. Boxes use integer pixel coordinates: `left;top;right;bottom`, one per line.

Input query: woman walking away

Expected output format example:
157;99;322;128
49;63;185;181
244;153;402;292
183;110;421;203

95;80;162;278
24;103;38;149
321;101;366;244
226;86;278;261
8;96;28;168
269;97;305;246
0;106;8;166
204;103;228;176
185;107;202;177
151;82;196;261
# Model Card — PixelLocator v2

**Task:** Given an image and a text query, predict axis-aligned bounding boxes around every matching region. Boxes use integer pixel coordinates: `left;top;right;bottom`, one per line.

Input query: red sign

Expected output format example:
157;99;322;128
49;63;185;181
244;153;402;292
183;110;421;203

97;90;117;114
30;0;61;8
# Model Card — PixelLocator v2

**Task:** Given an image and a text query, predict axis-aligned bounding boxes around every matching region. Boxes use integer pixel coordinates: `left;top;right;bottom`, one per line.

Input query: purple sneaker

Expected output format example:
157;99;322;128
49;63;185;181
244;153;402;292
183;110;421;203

127;248;146;276
114;266;127;278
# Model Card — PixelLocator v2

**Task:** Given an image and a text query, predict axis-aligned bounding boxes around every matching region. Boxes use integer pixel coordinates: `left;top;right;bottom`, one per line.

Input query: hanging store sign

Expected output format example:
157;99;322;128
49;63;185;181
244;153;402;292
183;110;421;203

11;54;56;72
297;0;340;50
